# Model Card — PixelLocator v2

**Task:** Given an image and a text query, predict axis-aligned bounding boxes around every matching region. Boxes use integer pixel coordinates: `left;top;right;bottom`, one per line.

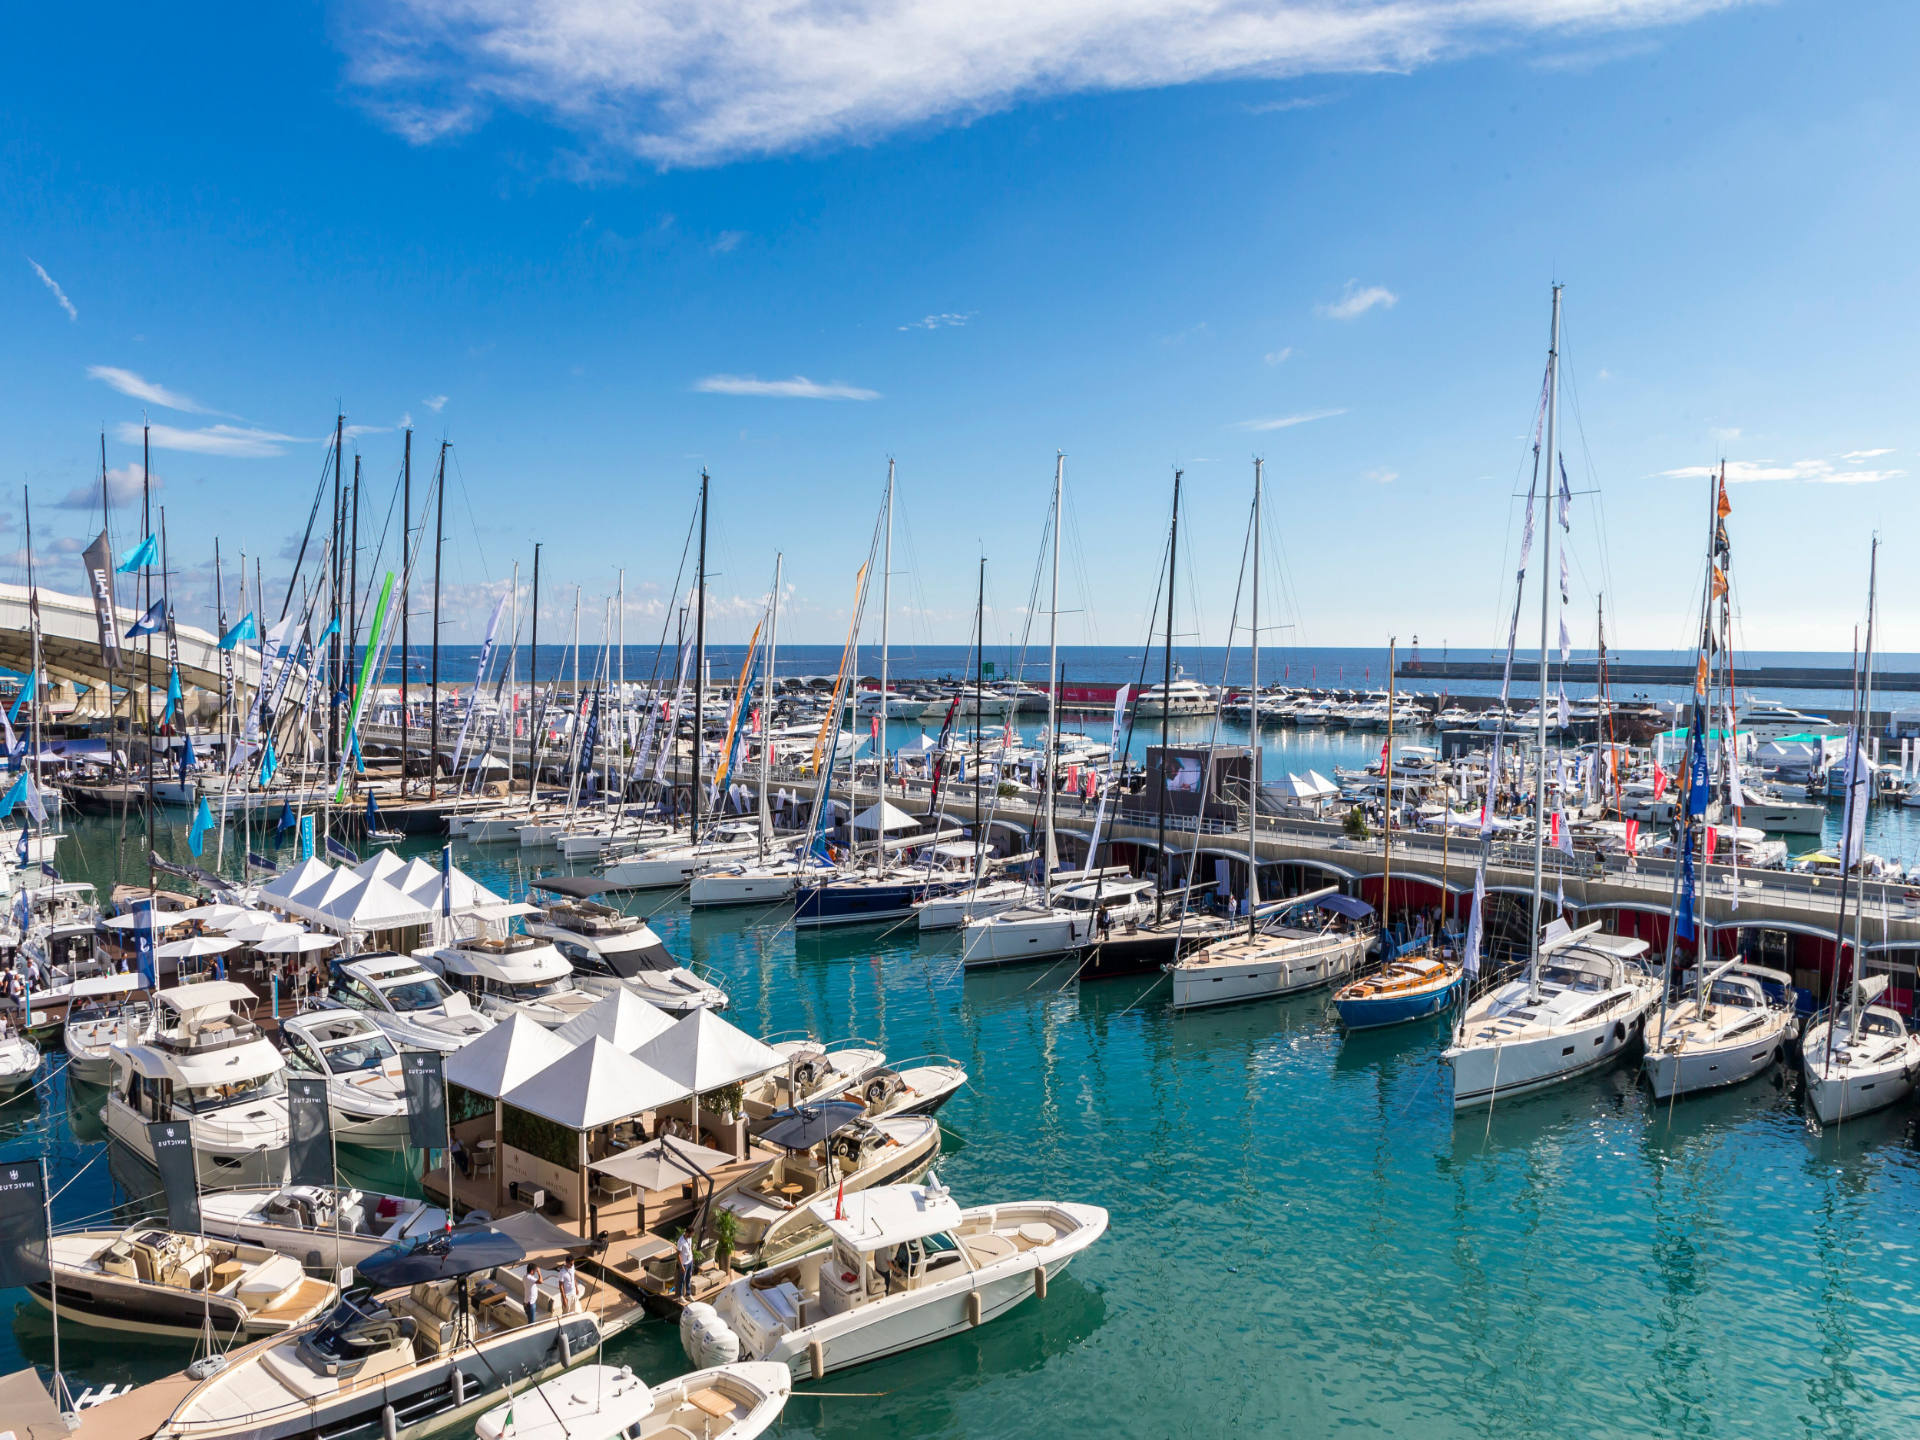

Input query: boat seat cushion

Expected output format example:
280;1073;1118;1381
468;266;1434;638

237;1253;305;1305
963;1234;1017;1266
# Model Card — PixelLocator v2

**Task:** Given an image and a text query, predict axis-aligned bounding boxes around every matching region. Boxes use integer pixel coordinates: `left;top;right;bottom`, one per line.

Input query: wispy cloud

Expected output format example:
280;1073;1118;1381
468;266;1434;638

28;258;76;321
117;421;303;459
1264;347;1293;366
898;312;972;332
1233;408;1347;432
1662;457;1905;486
1319;281;1397;320
1246;94;1337;114
343;424;391;440
1365;467;1398;485
423;394;449;412
56;462;155;510
711;230;746;253
86;365;216;415
694;374;880;400
341;0;1756;167
1842;448;1893;461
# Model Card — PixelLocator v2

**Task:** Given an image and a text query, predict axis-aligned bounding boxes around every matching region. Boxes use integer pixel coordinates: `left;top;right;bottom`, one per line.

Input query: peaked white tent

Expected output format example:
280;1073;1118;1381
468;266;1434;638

632;1009;784;1094
503;1036;688;1131
554;988;676;1052
258;857;335;908
850;800;920;834
448;1012;573;1098
351;850;411;887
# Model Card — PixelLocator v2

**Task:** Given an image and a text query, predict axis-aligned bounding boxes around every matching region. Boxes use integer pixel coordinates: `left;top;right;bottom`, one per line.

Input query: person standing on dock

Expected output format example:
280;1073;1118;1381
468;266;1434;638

676;1229;695;1298
556;1257;579;1314
522;1262;543;1322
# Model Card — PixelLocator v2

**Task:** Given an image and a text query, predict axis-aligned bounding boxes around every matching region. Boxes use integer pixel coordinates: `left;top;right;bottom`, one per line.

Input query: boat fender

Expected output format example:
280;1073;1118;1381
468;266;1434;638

559;1325;574;1367
966;1291;983;1327
306;1249;323;1271
679;1302;741;1368
1613;1021;1628;1045
452;1369;466;1407
1034;1264;1047;1301
382;1405;398;1440
807;1340;826;1380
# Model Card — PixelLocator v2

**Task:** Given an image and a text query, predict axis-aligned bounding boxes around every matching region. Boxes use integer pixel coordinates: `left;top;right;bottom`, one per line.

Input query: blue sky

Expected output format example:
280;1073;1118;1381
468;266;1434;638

3;0;1915;662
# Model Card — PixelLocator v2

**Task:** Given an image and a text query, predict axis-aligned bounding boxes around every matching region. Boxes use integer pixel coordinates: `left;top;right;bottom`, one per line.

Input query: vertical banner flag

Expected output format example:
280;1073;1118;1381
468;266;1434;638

334;573;394;800
287;1076;334;1188
187;797;214;857
1462;868;1486;976
134;899;157;989
0;1156;49;1290
146;1122;202;1231
401;1051;448;1152
298;813;315;861
448;588;508;785
80;532;121;670
1085;685;1131;861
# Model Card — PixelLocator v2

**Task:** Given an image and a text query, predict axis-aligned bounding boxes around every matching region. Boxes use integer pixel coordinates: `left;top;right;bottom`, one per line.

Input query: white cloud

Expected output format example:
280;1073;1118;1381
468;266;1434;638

1247;94;1337;114
712;230;746;253
1842;448;1893;461
56;462;155;510
28;258;76;320
117;421;303;458
694;374;880;400
1365;467;1398;484
1320;281;1397;320
1264;347;1293;366
1233;407;1347;432
86;365;214;414
343;424;391;440
1709;425;1741;443
423;394;449;412
898;312;972;332
342;0;1755;167
1661;458;1905;486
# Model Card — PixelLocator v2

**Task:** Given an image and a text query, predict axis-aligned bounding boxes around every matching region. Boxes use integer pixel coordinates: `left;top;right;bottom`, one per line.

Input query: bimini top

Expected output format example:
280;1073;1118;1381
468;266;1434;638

155;980;258;1015
1309;894;1375;923
811;1180;964;1253
358;1226;525;1289
754;1100;865;1153
527;874;612;900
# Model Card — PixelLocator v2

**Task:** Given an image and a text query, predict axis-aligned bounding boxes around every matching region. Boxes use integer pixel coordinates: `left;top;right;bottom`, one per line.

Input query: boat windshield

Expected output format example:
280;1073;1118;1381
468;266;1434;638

178;1072;285;1112
376;975;451;1012
320;1033;397;1072
497;976;574;1002
1537;962;1612;994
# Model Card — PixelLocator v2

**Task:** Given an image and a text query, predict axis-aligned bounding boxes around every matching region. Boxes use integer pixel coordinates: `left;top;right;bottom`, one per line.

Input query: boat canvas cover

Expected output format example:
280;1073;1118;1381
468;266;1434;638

1310;894;1375;922
811;1183;964;1252
553;988;675;1052
446;1012;572;1098
503;1036;689;1131
753;1100;865;1153
466;1209;597;1258
359;1226;525;1288
158;979;258;1014
528;874;613;899
66;972;146;998
631;1009;784;1093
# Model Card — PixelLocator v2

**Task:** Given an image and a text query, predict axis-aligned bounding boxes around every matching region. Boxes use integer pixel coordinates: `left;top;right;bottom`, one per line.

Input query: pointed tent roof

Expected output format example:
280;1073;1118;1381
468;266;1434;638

289;866;365;915
632;1009;784;1095
309;875;436;931
900;731;939;753
851;800;920;833
405;866;504;915
553;988;675;1052
502;1036;689;1131
259;857;336;906
391;857;446;894
352;850;411;886
446;1012;572;1099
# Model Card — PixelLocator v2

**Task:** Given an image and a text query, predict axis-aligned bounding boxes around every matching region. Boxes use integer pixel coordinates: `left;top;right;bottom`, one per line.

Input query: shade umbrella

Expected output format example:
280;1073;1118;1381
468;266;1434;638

155;935;242;959
174;904;261;928
100;913;181;931
588;1135;736;1192
358;1228;526;1289
225;918;304;945
254;932;343;955
752;1101;865;1153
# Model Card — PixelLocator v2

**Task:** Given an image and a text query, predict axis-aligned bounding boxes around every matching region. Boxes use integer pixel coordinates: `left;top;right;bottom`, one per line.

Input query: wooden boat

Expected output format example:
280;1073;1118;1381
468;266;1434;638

1333;950;1465;1029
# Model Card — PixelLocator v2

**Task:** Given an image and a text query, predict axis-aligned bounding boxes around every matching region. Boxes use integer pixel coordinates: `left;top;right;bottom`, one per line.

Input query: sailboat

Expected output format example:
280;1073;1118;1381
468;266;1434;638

363;790;403;846
1442;286;1660;1109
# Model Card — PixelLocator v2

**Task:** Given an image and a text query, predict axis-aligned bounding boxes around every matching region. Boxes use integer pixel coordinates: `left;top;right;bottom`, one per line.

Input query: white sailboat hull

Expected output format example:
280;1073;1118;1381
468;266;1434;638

689;869;800;908
1447;1003;1650;1109
1169;933;1366;1011
1800;1017;1920;1125
1642;1011;1794;1101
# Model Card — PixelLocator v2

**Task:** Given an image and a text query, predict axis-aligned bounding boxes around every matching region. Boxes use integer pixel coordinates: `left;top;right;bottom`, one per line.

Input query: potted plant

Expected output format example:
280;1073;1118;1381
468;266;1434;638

1342;806;1370;841
711;1207;739;1275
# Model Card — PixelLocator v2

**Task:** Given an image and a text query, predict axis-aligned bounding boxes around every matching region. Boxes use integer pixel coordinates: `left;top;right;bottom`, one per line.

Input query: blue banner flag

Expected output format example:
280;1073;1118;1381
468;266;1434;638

124;597;169;639
187;798;214;857
298;814;315;861
219;612;258;651
134;900;157;988
1686;723;1712;819
325;835;356;863
178;730;196;779
316;616;340;644
116;533;160;574
8;672;35;726
258;736;278;786
440;843;454;920
161;666;182;725
0;774;25;817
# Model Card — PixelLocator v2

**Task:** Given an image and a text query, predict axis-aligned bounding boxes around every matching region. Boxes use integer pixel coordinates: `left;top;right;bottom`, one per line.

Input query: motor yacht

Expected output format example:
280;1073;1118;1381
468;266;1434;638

683;1178;1107;1379
719;1104;942;1270
523;882;728;1014
960;876;1157;969
1132;673;1215;717
62;973;153;1085
104;980;291;1185
415;934;600;1030
0;1017;40;1096
475;1361;792;1440
1167;890;1376;1011
845;1056;969;1119
326;952;496;1055
1736;779;1825;835
34;1226;337;1340
1800;975;1920;1125
278;1007;414;1148
739;1039;888;1119
1642;960;1798;1101
198;1185;448;1272
1739;697;1839;740
1444;922;1661;1110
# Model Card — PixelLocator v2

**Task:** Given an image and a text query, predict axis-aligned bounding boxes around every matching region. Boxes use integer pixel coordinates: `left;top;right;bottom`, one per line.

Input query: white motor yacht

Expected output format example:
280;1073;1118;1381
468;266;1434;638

415;934;600;1030
0;1018;40;1096
104;980;291;1185
960;876;1157;969
1642;961;1798;1101
475;1361;791;1440
683;1178;1107;1379
600;821;766;890
523;884;729;1014
1739;697;1839;740
1800;975;1920;1126
1444;922;1661;1110
326;952;496;1054
279;1007;414;1148
62;973;153;1085
740;1039;888;1118
198;1184;448;1271
1132;673;1216;717
1167;889;1375;1010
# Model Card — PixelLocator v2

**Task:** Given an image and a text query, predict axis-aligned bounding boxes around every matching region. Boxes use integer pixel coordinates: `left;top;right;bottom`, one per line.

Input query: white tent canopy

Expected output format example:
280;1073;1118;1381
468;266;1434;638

850;800;920;834
632;1009;784;1095
554;988;677;1052
259;857;335;907
502;1036;689;1130
447;1012;573;1098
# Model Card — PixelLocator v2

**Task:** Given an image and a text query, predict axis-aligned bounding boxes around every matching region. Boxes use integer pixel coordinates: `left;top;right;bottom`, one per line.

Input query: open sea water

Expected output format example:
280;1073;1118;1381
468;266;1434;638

6;719;1920;1439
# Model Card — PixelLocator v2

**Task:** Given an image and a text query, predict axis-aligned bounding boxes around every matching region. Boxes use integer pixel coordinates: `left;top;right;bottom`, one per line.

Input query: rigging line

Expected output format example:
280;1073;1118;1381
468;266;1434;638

444;443;492;583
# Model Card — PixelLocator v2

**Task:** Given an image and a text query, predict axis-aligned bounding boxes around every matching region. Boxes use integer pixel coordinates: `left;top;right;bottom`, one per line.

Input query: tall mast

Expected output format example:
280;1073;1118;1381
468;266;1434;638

143;423;156;890
879;459;894;869
1527;284;1562;996
1044;453;1063;882
761;554;782;851
1384;636;1396;938
1158;471;1179;922
974;555;986;882
692;471;709;839
400;429;412;800
528;543;540;806
1848;539;1879;1040
1246;458;1262;935
430;440;446;801
329;412;343;773
23;489;42;805
349;453;361;733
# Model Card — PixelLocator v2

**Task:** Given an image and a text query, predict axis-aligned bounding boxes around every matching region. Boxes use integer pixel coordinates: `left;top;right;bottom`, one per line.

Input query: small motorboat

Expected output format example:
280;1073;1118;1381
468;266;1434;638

474;1361;791;1440
0;1019;42;1096
841;1056;970;1119
197;1184;448;1272
278;1008;415;1149
33;1226;338;1340
60;973;152;1085
1333;950;1465;1030
683;1177;1107;1379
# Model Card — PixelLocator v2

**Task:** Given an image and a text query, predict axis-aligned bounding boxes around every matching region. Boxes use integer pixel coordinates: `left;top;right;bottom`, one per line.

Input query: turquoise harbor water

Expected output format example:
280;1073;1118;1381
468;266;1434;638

6;722;1920;1438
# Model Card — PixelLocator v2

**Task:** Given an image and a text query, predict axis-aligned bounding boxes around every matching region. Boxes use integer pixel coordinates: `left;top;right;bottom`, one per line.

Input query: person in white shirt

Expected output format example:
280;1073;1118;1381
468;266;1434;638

556;1258;579;1315
676;1231;695;1298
